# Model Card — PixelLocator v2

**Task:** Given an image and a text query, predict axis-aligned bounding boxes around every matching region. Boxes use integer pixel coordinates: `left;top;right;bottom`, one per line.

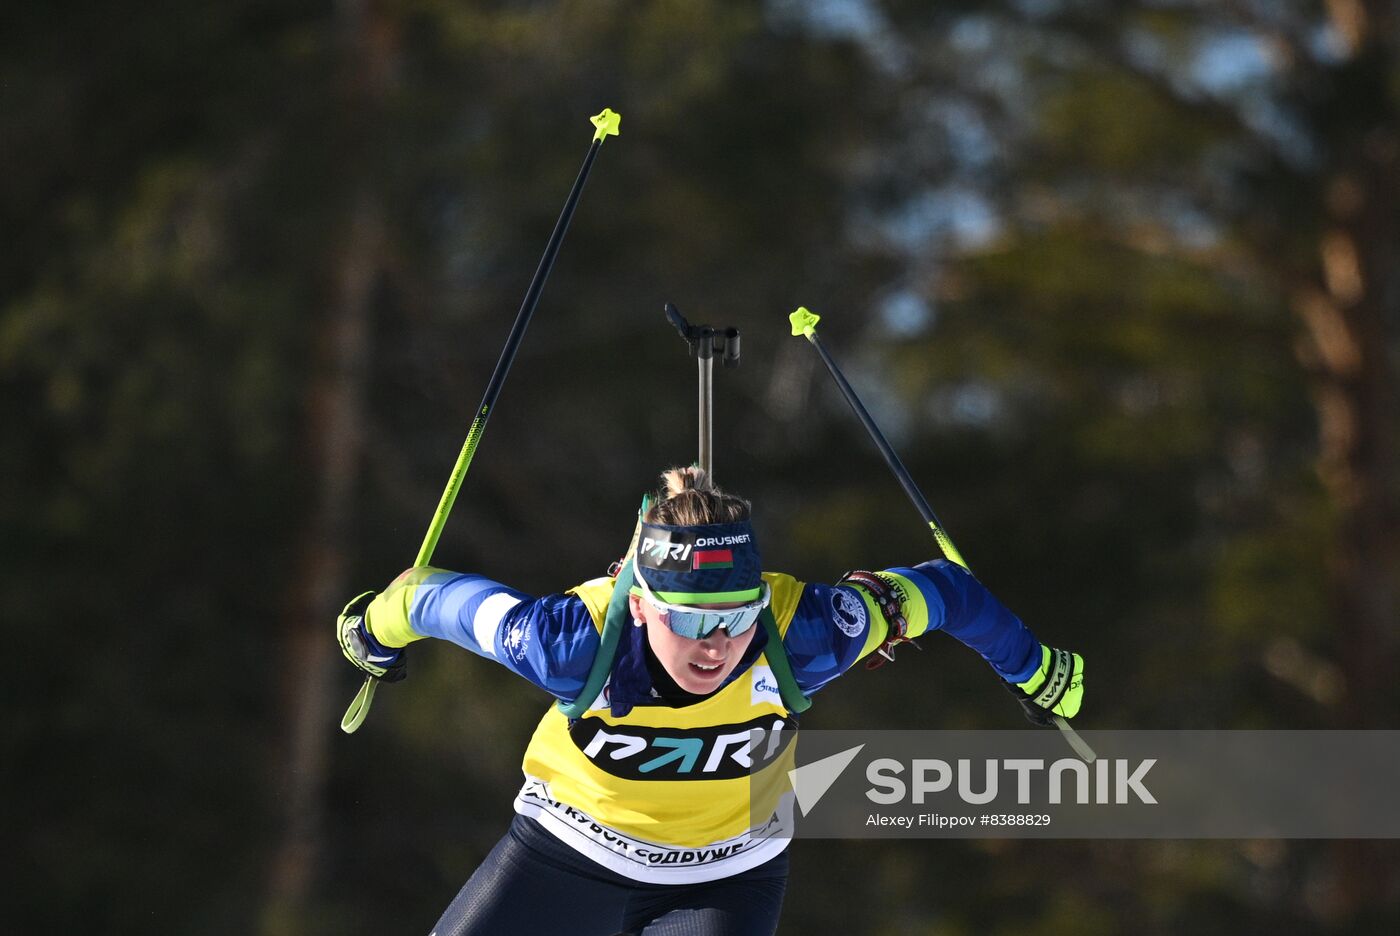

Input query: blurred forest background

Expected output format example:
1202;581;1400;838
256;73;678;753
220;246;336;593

5;1;1398;933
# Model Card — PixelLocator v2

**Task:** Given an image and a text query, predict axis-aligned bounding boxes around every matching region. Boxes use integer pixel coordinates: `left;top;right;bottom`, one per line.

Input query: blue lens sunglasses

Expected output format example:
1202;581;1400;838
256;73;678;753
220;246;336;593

631;563;771;640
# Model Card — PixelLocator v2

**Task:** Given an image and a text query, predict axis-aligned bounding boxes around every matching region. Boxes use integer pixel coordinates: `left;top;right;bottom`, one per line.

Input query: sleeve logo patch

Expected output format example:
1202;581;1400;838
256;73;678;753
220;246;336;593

503;618;532;663
831;588;868;638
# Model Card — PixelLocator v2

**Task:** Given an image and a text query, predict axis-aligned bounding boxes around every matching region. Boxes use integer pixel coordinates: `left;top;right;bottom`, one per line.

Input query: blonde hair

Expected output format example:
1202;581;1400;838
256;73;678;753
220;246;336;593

644;467;751;526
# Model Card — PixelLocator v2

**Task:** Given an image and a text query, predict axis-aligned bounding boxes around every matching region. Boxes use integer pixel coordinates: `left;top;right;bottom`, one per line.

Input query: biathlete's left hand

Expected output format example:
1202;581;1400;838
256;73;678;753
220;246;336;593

336;591;408;683
1007;645;1083;726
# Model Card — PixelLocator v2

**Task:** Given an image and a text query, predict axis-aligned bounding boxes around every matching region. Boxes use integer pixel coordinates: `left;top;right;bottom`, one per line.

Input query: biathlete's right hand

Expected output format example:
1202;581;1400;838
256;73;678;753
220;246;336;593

1006;645;1083;727
337;590;408;683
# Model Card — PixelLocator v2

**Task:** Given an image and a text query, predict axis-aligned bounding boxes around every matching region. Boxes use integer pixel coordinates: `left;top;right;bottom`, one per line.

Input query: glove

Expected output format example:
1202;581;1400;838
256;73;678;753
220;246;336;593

1006;645;1082;726
336;590;407;682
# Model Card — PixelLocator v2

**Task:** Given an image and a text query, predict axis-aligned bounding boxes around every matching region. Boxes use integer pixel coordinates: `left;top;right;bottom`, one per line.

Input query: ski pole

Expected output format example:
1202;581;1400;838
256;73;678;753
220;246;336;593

788;307;968;569
788;306;1096;762
340;107;622;734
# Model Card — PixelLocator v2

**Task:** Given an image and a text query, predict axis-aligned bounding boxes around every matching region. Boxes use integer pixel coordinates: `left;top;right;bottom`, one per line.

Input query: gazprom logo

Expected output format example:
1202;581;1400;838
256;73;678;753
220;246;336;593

751;666;782;706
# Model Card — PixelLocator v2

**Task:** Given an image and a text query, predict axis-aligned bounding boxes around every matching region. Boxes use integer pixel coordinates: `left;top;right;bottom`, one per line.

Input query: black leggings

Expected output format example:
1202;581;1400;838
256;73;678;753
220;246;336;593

429;815;788;936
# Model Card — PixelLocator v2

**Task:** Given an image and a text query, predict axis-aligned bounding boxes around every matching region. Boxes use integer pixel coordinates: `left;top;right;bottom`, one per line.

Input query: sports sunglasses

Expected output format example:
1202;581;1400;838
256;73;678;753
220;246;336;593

631;563;771;640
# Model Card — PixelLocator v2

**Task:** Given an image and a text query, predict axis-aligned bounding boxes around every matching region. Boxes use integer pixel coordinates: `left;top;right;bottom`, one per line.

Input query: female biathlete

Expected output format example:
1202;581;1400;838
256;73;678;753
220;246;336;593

337;467;1085;935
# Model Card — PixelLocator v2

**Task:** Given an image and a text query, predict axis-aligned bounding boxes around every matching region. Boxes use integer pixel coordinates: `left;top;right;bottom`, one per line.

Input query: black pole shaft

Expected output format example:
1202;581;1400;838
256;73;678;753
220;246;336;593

801;319;1094;757
414;134;606;568
351;119;616;736
806;332;962;558
478;136;602;408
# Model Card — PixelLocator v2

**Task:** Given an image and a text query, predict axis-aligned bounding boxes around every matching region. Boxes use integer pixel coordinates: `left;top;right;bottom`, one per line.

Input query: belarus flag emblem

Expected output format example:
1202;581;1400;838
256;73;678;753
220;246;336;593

692;548;734;570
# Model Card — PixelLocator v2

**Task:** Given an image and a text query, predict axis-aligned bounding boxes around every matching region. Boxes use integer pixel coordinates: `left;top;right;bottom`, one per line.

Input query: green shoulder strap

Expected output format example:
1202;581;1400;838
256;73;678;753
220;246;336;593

760;607;812;713
559;493;649;718
557;560;635;718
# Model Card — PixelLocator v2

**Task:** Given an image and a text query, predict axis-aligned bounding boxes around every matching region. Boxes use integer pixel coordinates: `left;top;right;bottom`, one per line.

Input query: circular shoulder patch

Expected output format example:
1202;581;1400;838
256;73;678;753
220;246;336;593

831;588;868;638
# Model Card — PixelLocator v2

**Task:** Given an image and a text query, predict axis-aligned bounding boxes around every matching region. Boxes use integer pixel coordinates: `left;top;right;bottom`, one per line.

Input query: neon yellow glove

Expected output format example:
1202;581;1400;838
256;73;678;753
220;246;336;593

336;591;408;682
1009;645;1083;726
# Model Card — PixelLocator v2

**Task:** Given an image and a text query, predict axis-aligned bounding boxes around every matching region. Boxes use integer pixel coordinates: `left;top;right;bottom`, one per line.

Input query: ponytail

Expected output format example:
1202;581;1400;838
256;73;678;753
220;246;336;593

644;467;751;526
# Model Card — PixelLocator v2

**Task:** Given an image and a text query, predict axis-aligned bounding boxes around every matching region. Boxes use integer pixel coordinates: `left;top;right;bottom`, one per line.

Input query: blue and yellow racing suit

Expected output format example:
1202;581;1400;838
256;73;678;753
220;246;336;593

366;559;1043;884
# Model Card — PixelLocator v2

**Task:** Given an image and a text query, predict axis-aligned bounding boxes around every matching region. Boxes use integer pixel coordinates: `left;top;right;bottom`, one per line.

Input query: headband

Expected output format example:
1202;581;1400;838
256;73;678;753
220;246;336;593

630;520;763;603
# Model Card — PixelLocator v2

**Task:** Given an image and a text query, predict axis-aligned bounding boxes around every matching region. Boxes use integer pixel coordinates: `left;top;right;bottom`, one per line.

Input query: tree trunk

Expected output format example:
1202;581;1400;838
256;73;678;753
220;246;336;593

260;2;398;933
1291;0;1400;921
1296;0;1400;733
260;195;382;936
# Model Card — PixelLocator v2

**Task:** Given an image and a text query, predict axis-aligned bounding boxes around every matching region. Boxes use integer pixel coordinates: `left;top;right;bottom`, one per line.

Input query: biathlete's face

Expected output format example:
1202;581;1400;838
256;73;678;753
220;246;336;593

629;593;758;694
